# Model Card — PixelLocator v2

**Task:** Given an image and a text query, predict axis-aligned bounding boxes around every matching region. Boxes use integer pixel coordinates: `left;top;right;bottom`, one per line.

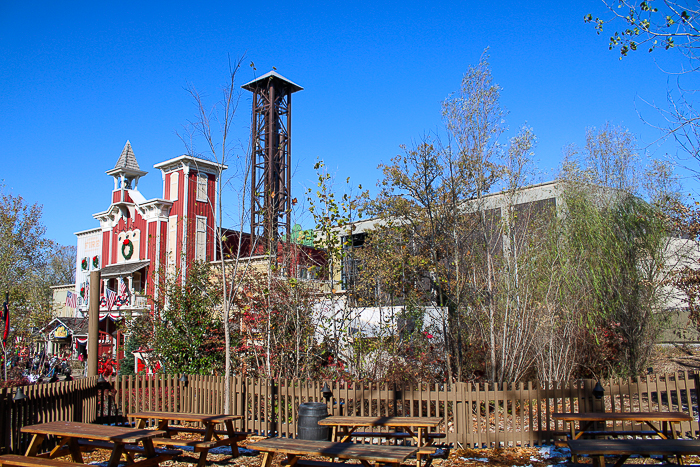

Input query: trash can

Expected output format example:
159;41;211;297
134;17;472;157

297;402;330;440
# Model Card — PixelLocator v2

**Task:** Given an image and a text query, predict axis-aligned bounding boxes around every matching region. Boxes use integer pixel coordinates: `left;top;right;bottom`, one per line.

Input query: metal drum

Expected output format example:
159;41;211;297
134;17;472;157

297;402;330;440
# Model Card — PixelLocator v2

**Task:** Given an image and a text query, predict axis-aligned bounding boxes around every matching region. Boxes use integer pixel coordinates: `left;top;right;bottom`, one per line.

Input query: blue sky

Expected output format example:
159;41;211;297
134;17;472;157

1;0;696;247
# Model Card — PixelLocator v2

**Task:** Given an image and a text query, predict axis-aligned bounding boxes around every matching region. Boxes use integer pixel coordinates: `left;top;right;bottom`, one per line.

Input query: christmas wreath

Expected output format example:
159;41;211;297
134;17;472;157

80;287;85;299
92;255;99;268
122;239;134;260
81;258;88;270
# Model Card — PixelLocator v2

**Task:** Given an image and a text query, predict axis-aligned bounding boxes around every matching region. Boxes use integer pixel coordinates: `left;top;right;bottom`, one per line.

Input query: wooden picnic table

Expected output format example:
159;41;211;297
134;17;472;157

568;438;700;467
553;412;693;440
250;437;418;467
129;411;245;467
0;420;177;467
318;416;444;467
553;412;694;463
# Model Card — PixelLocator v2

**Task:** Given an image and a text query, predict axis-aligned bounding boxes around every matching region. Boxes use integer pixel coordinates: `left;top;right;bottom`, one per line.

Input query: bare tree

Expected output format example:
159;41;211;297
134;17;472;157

49;244;77;285
587;1;700;170
177;55;257;412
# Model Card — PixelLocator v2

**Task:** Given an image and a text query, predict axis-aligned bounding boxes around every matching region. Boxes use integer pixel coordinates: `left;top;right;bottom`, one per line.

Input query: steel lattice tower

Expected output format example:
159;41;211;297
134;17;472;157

242;71;303;256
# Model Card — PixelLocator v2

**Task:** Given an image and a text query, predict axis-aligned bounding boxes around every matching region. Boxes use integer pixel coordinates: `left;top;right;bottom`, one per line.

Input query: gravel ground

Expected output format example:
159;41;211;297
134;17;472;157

58;437;700;467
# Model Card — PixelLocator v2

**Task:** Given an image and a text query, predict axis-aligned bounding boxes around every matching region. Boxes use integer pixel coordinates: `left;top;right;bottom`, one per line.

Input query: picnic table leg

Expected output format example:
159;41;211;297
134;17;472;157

569;422;578;463
142;439;156;458
611;455;630;467
224;420;239;457
107;444;125;467
339;427;355;443
260;452;274;467
156;419;171;437
134;418;147;429
47;436;70;459
196;423;216;467
416;428;424;467
24;434;46;457
67;438;84;464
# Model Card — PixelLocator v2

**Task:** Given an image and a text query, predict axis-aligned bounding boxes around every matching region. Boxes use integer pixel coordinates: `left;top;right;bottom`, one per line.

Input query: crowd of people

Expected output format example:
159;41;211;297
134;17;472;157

4;348;75;383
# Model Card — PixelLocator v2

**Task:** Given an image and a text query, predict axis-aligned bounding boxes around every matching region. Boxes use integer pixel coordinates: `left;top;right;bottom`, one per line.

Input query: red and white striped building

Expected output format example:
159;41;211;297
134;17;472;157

74;141;225;318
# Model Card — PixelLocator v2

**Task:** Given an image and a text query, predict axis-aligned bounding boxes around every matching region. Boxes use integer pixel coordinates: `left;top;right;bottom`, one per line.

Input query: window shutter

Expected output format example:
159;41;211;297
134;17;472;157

169;172;179;201
197;174;207;201
167;215;177;273
196;217;207;261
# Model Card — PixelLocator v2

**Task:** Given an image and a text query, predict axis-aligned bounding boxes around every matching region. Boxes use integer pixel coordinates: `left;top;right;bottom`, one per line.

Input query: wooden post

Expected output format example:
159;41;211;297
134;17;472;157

87;271;101;377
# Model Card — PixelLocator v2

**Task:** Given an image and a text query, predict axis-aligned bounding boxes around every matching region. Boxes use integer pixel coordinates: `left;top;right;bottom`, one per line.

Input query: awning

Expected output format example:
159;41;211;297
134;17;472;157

100;260;149;279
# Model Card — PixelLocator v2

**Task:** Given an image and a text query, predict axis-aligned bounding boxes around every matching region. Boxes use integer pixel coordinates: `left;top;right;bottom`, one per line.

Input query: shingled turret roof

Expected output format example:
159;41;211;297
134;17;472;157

114;141;141;171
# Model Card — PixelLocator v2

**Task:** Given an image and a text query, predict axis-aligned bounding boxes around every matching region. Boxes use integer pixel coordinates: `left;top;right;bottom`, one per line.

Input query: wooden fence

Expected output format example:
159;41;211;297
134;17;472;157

112;371;700;447
2;371;699;454
0;376;107;455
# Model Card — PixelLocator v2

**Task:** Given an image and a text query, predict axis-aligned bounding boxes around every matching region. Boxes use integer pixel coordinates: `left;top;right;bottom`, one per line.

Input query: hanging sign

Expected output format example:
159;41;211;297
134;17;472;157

54;325;69;339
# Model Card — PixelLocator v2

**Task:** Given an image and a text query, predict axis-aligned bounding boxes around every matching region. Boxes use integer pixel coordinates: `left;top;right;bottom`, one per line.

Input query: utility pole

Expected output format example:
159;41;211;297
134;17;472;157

88;271;101;377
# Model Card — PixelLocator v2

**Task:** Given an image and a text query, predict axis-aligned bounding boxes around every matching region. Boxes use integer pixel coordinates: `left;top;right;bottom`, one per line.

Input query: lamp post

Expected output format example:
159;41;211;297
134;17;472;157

321;382;332;401
591;380;605;433
592;381;605;400
13;387;27;401
321;382;333;407
179;374;189;387
97;373;107;387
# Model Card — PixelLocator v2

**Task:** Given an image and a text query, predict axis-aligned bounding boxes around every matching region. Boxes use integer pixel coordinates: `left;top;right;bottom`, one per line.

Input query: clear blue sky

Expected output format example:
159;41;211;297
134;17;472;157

1;0;696;247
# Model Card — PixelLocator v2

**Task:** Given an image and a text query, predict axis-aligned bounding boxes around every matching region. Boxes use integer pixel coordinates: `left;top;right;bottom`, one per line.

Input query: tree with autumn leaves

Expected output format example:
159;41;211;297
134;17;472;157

351;53;682;382
0;184;77;381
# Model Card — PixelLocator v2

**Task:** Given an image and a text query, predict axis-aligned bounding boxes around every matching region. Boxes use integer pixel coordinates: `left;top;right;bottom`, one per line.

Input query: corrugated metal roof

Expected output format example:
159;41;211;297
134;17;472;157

100;260;150;279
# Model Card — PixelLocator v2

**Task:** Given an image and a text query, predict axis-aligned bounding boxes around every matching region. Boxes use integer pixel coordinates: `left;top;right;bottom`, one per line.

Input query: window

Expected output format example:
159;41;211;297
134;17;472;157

298;266;319;281
169;172;179;201
341;233;366;289
132;272;142;293
195;216;207;261
196;173;207;202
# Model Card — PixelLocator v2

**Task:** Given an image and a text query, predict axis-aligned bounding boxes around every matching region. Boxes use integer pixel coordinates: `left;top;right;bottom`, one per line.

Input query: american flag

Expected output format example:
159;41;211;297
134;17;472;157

65;290;77;309
119;278;128;297
106;288;117;311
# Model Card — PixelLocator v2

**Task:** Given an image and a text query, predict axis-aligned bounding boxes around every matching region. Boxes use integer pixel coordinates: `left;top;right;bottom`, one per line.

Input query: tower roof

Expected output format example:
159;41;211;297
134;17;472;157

114;141;141;171
242;71;303;93
106;141;148;178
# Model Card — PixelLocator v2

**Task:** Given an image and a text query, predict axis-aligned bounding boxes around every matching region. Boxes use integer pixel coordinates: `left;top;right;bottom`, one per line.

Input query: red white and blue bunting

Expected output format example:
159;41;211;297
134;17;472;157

100;294;129;308
98;313;123;321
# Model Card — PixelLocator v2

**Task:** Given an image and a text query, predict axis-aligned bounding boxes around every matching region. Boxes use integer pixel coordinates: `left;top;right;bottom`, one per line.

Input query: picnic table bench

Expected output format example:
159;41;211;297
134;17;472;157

250;438;418;467
568;438;700;467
